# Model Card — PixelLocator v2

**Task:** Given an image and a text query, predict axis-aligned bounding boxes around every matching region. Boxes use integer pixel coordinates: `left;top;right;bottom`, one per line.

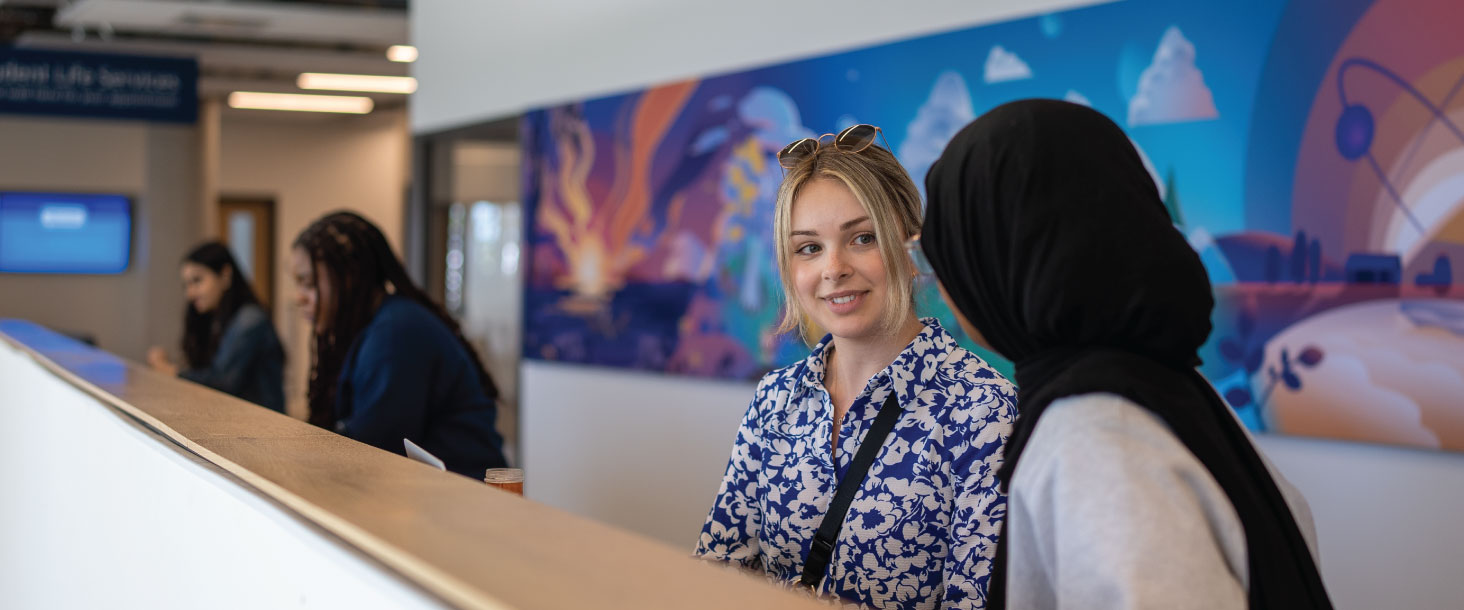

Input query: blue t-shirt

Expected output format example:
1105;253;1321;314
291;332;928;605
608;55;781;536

336;295;508;478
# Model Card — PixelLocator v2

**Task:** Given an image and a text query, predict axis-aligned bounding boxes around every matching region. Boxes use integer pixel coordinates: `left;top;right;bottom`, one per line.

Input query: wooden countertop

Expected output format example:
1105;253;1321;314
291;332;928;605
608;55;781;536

0;320;827;610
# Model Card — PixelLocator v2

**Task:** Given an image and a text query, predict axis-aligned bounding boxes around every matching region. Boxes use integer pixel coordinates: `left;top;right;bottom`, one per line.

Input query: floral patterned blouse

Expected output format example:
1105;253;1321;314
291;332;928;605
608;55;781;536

695;318;1018;609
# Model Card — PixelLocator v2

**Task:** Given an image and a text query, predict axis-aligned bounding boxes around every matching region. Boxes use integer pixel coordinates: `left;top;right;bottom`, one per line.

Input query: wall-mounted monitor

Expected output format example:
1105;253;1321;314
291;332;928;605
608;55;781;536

0;191;132;274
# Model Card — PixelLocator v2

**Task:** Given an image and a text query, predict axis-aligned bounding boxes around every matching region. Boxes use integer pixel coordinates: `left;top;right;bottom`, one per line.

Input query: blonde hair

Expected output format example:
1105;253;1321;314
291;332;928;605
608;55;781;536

773;143;923;341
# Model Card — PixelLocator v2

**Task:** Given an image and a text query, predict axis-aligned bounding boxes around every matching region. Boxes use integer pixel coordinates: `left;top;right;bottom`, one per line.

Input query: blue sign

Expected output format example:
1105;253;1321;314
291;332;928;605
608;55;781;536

0;48;197;123
0;192;132;274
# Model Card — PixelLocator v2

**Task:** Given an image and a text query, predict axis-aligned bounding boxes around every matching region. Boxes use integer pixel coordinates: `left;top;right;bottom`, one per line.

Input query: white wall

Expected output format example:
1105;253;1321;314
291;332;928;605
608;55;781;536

0;339;444;609
218;109;410;419
520;360;752;547
1254;435;1464;610
0;116;200;362
409;0;1108;133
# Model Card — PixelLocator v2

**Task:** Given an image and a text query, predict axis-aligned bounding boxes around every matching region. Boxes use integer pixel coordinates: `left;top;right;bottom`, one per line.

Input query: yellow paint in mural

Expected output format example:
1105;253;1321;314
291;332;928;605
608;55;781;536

737;136;765;174
725;136;766;215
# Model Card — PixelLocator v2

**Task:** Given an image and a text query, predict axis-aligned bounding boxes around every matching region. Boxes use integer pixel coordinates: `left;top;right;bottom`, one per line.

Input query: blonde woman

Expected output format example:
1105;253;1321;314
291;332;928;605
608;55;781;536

695;125;1017;609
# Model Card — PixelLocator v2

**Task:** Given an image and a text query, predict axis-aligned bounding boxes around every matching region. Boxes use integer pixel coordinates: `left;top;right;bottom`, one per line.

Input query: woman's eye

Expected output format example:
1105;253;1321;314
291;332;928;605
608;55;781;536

853;233;876;246
795;243;821;256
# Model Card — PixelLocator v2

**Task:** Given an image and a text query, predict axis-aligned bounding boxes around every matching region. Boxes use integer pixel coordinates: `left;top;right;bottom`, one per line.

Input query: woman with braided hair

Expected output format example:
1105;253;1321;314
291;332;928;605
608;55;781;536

290;211;508;478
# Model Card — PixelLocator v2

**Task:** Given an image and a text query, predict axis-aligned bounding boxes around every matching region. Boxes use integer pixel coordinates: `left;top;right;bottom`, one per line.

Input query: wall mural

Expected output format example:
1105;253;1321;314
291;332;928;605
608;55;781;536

522;0;1464;451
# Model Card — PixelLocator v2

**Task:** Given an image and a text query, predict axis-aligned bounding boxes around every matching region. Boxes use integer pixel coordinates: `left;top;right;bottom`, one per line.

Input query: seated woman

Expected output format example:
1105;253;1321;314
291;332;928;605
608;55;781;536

290;211;508;479
695;125;1017;609
920;99;1332;609
149;242;285;413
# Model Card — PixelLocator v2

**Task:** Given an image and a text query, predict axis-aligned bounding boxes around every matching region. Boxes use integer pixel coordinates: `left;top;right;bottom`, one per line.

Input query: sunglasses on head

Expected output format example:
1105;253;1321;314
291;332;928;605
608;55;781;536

777;124;889;169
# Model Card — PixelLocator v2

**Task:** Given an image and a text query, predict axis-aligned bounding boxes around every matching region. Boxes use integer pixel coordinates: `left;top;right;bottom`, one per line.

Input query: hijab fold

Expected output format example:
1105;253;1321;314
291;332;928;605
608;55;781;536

922;99;1332;609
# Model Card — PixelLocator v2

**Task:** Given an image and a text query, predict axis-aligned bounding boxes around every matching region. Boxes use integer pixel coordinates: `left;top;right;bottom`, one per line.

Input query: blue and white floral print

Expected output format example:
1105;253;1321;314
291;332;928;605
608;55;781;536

695;318;1017;609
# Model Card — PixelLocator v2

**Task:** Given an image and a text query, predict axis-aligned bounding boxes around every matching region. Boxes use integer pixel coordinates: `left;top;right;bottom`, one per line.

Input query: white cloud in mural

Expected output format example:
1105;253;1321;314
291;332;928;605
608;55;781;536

983;45;1032;84
1127;26;1219;126
1063;89;1091;106
899;70;976;200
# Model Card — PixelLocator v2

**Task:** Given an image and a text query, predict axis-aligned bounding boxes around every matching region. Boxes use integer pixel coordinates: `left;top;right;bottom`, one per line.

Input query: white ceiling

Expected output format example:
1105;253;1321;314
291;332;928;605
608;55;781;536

8;0;410;114
17;30;408;76
55;0;407;45
411;0;1115;133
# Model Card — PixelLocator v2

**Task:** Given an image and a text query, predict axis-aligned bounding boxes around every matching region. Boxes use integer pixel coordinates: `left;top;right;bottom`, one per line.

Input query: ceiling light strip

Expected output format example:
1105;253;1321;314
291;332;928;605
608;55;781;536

227;91;374;114
387;45;418;63
297;72;417;94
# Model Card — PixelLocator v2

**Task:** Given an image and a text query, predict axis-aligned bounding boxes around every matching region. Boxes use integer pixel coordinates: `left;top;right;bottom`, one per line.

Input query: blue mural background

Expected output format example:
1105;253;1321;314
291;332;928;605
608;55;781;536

522;0;1464;451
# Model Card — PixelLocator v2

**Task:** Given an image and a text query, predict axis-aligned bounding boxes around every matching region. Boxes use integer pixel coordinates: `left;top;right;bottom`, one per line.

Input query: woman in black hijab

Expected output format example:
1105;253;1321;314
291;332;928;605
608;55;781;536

920;99;1332;609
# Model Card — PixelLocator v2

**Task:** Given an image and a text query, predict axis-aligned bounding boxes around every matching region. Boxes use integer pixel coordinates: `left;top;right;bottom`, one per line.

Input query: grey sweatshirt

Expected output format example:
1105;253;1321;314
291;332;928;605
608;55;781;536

1002;393;1319;610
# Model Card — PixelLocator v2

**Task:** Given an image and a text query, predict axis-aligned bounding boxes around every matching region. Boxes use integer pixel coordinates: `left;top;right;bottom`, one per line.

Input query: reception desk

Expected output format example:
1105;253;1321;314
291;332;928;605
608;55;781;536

0;320;823;609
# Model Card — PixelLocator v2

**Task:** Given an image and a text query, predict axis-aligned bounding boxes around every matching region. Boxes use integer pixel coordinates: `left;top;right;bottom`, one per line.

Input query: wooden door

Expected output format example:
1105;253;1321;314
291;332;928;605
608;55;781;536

218;198;275;308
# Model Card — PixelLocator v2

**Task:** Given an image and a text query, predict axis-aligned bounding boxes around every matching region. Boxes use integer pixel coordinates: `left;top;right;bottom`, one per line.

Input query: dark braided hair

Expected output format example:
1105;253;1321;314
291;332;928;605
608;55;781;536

181;241;275;369
293;211;499;430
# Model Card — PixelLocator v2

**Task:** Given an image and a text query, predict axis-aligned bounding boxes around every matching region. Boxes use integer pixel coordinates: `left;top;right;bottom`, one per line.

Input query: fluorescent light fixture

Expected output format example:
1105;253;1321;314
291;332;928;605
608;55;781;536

297;72;417;94
387;45;418;63
227;91;374;114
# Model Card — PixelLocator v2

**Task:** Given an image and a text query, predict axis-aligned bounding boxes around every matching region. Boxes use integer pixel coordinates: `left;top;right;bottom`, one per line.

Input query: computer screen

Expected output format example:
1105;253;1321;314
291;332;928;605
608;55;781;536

0;191;132;274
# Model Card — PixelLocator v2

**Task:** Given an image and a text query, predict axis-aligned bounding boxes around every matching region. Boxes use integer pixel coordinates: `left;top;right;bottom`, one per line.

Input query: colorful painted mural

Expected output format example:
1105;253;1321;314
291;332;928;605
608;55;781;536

522;0;1464;451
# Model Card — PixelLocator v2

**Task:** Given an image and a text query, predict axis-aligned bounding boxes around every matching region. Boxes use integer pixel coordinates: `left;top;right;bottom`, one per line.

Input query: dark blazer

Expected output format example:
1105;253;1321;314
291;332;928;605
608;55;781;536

180;303;286;413
335;296;508;479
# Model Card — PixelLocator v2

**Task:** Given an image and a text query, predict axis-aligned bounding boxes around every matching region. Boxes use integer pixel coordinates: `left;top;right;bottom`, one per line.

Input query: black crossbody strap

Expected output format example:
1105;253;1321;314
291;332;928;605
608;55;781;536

799;390;904;591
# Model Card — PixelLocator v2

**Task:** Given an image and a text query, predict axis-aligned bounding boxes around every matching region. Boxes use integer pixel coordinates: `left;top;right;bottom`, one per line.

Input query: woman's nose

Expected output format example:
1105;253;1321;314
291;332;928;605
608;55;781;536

821;249;852;281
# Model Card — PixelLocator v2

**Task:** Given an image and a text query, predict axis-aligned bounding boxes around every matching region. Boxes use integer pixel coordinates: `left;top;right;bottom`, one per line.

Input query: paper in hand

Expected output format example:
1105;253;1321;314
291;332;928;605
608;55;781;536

403;438;446;471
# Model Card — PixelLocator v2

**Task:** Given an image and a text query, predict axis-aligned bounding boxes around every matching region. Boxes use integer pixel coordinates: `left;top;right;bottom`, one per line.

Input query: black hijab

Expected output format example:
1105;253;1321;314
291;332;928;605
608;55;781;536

922;99;1331;608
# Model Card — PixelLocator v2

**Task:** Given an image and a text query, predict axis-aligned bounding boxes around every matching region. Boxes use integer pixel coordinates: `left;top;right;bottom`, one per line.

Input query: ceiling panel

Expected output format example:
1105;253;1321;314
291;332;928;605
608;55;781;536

17;30;409;77
10;0;411;113
56;0;407;46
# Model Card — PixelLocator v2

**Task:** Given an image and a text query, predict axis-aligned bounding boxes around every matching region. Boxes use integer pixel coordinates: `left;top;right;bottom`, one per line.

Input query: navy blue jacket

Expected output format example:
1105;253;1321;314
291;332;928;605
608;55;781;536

335;296;508;478
180;303;285;413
